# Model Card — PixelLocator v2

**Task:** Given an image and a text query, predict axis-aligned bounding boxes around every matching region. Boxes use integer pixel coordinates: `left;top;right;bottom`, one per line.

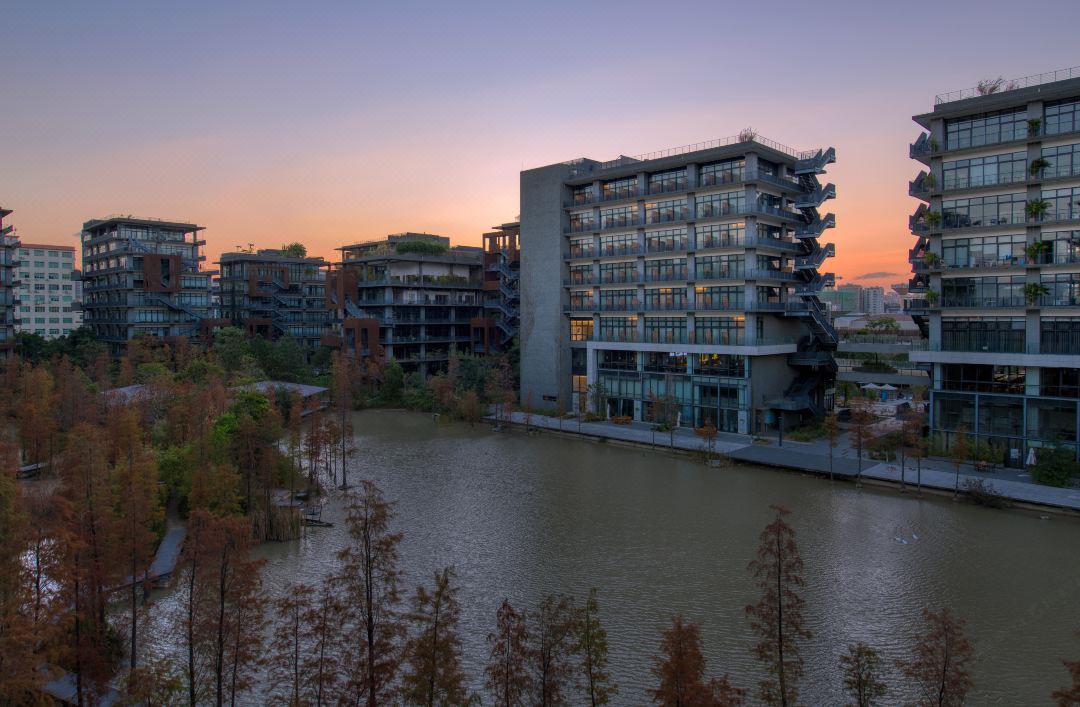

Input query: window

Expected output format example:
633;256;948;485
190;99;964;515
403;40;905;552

599;261;636;284
569;212;594;233
1045;98;1080;136
940;364;1025;393
598;349;637;371
602;177;636;201
570;318;593;341
941;234;1025;268
695;254;743;279
569;265;592;285
598;316;636;342
571;184;594;206
569;238;593;258
941;193;1026;228
699;159;745;187
1042;186;1080;221
1043;368;1080;398
941;276;1024;307
644;287;686;311
1027;399;1077;441
945;108;1026;149
941;316;1025;352
569;290;593;310
645;228;687;253
695;191;744;218
599;233;637;256
599;288;636;311
644;352;687;374
697;223;745;248
644;258;687;282
1042;272;1080;306
1041;317;1080;354
644;316;687;344
942;151;1026;189
645;199;687;224
648;169;686;194
1044;230;1080;264
1041;143;1080;179
694;286;742;310
694;316;744;345
696;353;745;376
600;206;636;229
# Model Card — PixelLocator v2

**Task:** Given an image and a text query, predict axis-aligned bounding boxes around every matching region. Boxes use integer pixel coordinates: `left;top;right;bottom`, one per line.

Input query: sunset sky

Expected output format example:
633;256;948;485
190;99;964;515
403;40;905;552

4;1;1080;289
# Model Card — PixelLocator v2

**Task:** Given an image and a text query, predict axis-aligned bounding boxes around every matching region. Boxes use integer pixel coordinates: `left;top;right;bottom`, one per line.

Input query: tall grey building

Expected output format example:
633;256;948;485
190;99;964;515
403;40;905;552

520;135;838;433
907;67;1080;464
0;207;19;359
15;242;81;338
81;216;214;350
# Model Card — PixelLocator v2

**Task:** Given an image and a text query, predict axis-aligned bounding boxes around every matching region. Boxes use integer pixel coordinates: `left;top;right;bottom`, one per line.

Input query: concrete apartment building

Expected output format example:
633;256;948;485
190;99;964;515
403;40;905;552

81;216;215;350
15;242;81;338
861;286;885;314
217;249;332;353
908;67;1080;464
520;135;838;433
326;233;490;376
479;221;520;354
0;207;19;359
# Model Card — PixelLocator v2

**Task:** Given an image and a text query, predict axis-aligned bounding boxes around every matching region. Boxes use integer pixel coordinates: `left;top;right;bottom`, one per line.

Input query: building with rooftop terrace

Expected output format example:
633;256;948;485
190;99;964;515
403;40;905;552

217;249;332;353
80;215;216;351
325;233;491;376
520;135;838;433
907;66;1080;465
0;207;20;359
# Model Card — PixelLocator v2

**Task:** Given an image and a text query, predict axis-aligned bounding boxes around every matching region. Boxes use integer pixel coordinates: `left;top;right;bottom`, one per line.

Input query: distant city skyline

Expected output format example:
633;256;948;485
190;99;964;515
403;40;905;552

3;0;1080;288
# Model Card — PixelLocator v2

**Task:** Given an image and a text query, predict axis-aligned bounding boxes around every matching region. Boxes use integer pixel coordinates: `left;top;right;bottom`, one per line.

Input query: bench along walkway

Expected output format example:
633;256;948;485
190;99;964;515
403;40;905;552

500;412;1080;512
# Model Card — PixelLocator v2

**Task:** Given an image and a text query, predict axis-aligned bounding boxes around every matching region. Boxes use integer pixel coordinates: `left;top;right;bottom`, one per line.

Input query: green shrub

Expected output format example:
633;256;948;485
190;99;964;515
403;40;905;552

1031;445;1079;487
788;422;825;442
395;240;448;255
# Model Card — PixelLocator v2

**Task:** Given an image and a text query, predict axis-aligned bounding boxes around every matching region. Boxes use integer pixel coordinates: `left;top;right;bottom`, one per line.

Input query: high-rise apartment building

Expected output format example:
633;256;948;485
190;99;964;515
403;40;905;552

326;233;490;376
862;286;885;314
520;135;838;433
479;221;520;354
0;207;19;359
908;67;1080;464
15;243;81;338
81;216;214;350
218;249;332;353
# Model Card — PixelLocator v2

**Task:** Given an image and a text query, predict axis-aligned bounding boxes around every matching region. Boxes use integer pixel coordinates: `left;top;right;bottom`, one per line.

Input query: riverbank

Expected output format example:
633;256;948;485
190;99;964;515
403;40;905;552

499;412;1080;515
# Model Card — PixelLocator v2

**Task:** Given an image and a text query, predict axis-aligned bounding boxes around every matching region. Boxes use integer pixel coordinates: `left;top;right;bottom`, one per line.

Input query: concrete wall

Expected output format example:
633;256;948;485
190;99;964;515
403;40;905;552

520;164;572;409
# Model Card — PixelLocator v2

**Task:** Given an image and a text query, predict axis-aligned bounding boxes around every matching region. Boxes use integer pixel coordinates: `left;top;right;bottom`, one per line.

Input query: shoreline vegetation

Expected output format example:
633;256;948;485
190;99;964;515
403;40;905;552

2;328;1079;703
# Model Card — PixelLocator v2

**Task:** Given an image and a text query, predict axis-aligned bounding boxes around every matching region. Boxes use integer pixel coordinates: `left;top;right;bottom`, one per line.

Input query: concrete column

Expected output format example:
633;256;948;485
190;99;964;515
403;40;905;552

687;223;697;250
745;152;759;178
686;163;699;189
1026;312;1040;354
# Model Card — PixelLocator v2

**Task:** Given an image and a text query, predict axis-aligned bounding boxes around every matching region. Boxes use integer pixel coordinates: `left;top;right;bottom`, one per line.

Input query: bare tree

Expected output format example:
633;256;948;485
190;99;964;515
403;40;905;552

898;607;975;707
746;506;810;706
849;399;876;485
530;594;577;706
840;642;887;707
486;598;531;707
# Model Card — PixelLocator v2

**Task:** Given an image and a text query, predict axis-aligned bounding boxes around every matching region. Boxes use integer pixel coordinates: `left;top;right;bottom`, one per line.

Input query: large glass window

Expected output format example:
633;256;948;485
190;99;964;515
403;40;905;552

696;353;745;376
599;288;637;311
693;316;744;345
598;317;636;342
569;238;593;258
697;223;745;248
1041;317;1080;354
599;233;637;256
648;169;686;194
945;108;1027;149
644;287;687;311
699;159;745;187
694;286;743;310
570;318;593;341
1043;368;1080;398
599;261;637;284
1042;272;1080;306
569;290;593;310
645;228;687;253
940;316;1025;352
645;198;688;224
602;177;636;201
570;184;594;206
1027;399;1077;442
695;254;743;279
942;193;1026;228
696;191;745;218
941;275;1024;307
644;316;687;344
644;258;687;283
598;349;637;371
942;151;1026;189
1043;230;1080;264
1045;98;1080;136
1042;186;1080;221
940;364;1025;393
569;212;594;233
569;265;592;284
644;352;687;373
1041;143;1080;179
600;206;636;229
941;234;1025;268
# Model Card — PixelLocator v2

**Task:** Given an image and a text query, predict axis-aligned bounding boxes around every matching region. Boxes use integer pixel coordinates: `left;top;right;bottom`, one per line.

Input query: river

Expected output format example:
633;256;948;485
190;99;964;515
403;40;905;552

216;410;1080;703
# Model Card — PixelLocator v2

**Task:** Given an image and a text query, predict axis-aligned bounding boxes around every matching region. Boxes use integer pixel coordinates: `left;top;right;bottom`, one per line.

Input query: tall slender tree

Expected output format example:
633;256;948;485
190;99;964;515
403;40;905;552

486;599;531;707
401;566;468;706
898;607;974;707
331;352;356;489
650;615;745;706
746;505;810;707
839;642;887;707
271;583;314;705
573;588;617;706
336;480;404;707
529;594;577;706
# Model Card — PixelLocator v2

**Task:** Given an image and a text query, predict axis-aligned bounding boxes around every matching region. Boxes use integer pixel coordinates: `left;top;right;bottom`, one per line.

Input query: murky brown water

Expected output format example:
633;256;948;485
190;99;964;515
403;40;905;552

169;409;1080;704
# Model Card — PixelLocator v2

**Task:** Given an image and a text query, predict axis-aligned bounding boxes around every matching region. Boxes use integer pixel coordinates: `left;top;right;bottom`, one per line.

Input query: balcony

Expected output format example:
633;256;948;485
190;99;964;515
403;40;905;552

941;296;1025;309
645;240;690;254
596;244;643;258
1040;294;1080;307
563;247;595;260
644;271;689;283
794;214;835;239
695;268;744;281
563;275;600;286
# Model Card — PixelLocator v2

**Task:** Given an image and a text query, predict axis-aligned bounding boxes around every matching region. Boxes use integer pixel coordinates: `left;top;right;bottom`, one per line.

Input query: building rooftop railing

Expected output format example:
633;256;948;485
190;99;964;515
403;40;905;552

596;134;808;171
935;65;1080;105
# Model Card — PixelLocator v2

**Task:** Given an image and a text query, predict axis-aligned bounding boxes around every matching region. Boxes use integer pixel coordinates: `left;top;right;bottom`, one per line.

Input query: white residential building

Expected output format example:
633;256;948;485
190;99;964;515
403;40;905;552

16;242;82;338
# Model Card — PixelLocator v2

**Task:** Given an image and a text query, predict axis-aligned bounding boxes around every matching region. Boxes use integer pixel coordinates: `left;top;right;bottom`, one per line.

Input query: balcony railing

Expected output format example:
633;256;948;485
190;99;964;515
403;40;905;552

937;334;1027;353
1040;334;1080;354
646;240;690;254
935;65;1080;104
1040;294;1080;307
941;296;1025;308
644;271;689;283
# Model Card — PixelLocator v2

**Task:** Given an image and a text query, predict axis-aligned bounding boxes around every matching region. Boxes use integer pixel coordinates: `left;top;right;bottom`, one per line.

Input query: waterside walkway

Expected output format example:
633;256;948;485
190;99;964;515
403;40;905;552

500;412;1080;513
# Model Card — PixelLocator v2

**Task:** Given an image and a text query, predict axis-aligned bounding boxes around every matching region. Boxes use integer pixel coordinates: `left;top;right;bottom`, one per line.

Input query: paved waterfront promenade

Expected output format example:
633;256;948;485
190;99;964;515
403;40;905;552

500;412;1080;512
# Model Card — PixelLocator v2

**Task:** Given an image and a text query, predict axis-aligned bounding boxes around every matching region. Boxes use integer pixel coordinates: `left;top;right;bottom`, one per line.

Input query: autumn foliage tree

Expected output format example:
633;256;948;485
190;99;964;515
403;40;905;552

1053;643;1080;706
840;642;887;707
574;588;617;706
336;480;405;706
650;614;745;707
401;566;469;706
530;593;577;706
487;599;531;707
898;607;975;707
746;505;810;707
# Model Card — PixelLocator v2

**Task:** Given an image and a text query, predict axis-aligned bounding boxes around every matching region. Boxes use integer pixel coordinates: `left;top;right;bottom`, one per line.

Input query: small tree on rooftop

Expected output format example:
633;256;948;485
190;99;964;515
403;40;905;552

281;242;307;258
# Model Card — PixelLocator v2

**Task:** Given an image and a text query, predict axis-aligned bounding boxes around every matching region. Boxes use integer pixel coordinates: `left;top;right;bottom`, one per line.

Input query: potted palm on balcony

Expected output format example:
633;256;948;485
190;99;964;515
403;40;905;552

1024;282;1050;306
922;172;936;190
923;252;942;269
1024;241;1049;265
1026;199;1050;222
1028;118;1042;137
924;289;940;307
925;211;942;229
1030;157;1051;178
